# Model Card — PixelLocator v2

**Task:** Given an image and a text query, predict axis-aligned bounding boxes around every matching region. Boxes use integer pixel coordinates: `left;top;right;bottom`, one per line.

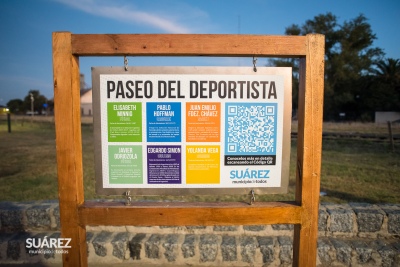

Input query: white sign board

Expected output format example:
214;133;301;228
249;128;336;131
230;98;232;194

92;67;291;195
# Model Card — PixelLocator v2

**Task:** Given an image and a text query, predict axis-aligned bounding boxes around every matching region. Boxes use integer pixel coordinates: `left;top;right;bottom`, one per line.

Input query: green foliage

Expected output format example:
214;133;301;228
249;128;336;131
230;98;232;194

372;58;400;81
6;99;23;114
272;13;400;121
23;90;48;114
353;58;400;114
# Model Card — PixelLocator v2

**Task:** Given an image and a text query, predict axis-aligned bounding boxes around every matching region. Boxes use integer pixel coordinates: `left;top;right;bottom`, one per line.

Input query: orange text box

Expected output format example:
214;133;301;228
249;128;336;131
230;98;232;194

186;102;220;142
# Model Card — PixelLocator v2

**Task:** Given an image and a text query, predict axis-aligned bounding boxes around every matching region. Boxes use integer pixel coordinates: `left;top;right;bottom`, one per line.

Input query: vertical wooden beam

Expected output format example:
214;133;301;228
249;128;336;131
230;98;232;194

293;34;325;267
53;32;87;267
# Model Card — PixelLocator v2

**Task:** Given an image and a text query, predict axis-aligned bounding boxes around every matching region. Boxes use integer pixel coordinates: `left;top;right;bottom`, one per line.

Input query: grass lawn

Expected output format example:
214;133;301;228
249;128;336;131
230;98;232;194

0;116;399;203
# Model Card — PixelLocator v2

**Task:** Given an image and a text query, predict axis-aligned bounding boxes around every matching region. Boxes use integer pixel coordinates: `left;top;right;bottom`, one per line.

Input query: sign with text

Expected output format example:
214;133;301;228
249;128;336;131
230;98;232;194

92;67;292;195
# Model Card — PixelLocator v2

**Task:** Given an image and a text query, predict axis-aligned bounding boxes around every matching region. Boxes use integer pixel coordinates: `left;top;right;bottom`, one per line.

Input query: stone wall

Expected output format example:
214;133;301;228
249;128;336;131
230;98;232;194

0;200;399;266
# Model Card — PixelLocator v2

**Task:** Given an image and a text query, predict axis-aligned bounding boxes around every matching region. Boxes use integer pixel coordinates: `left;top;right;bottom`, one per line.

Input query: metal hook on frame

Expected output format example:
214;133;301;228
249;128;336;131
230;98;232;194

124;56;129;71
249;189;256;205
252;56;257;72
124;191;132;206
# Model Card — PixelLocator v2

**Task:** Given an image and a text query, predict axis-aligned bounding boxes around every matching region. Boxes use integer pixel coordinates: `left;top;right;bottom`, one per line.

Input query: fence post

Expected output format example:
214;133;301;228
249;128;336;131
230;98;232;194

387;121;394;152
7;113;11;133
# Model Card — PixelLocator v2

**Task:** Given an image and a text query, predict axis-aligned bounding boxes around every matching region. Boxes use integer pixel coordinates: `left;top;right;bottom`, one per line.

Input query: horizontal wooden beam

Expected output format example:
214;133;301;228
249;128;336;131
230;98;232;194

71;34;307;57
78;201;302;226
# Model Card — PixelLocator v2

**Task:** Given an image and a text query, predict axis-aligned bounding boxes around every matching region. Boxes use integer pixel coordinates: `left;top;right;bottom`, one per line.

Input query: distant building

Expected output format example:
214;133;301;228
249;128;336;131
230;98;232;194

375;112;400;123
81;89;92;116
80;74;93;116
0;105;9;115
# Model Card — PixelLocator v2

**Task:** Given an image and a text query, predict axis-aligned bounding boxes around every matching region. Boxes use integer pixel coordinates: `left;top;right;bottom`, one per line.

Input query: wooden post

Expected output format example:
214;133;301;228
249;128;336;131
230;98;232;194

293;34;325;266
52;32;87;267
53;33;324;267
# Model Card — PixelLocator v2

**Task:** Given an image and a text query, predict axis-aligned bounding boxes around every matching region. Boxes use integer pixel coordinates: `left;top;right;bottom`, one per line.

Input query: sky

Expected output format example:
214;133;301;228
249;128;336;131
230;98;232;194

0;0;399;106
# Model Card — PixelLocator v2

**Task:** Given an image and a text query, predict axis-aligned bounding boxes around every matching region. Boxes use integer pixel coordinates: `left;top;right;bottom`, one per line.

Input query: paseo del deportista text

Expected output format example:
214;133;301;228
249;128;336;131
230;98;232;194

106;80;278;99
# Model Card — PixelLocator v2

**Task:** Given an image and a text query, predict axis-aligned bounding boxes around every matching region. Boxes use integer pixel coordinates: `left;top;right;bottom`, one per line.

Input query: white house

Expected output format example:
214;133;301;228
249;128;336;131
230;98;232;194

80;89;93;116
79;74;93;116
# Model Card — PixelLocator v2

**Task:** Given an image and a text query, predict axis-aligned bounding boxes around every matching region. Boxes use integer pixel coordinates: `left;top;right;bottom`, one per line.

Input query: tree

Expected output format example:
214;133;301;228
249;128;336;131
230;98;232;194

360;58;400;113
371;58;400;89
23;90;48;114
272;13;385;120
7;99;23;114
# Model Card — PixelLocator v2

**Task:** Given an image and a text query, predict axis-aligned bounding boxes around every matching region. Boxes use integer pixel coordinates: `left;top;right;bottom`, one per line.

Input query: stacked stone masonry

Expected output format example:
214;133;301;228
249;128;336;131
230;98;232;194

0;201;399;266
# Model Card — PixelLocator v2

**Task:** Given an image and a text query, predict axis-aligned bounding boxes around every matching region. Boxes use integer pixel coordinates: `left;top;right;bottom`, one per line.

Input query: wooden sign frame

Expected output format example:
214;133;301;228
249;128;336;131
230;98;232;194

52;32;324;267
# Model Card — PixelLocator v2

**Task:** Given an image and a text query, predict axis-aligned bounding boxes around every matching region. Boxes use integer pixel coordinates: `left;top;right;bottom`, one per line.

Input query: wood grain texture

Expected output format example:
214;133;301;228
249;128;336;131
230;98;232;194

53;32;87;267
71;34;307;57
78;201;302;226
293;34;325;267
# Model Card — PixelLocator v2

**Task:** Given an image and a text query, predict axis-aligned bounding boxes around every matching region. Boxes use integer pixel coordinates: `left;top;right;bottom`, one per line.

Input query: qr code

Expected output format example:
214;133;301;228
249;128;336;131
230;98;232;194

226;104;276;154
